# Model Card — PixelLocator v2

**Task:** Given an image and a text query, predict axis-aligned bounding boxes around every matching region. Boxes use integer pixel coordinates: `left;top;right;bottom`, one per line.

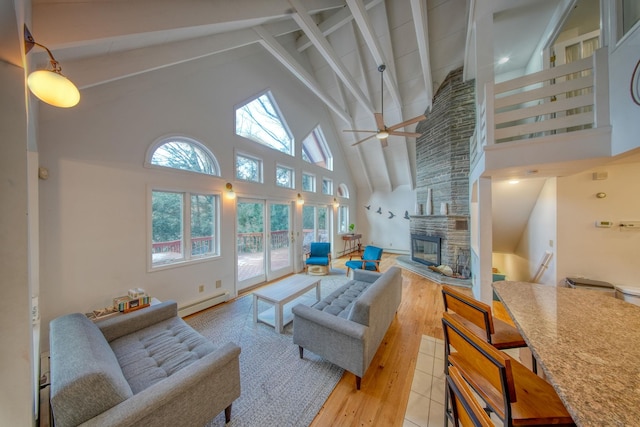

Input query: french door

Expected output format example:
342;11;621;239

236;198;292;291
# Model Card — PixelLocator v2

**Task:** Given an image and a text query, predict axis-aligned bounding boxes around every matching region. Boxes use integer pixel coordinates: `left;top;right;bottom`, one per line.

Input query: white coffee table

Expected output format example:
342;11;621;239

252;274;321;333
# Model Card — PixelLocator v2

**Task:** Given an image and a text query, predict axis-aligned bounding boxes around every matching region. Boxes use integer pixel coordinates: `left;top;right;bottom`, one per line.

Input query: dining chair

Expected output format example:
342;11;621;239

344;245;383;275
441;312;575;427
446;366;493;427
441;285;537;373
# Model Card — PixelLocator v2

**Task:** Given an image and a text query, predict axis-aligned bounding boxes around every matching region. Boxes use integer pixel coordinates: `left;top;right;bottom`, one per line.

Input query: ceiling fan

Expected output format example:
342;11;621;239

343;64;426;147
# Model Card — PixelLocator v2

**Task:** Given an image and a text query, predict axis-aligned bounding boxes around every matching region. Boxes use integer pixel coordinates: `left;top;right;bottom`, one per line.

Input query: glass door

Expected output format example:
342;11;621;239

236;199;293;291
237;199;265;291
268;202;293;277
302;205;330;254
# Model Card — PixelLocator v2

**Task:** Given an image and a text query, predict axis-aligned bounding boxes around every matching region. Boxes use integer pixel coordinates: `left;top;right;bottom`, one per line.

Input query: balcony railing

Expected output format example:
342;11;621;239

479;48;609;147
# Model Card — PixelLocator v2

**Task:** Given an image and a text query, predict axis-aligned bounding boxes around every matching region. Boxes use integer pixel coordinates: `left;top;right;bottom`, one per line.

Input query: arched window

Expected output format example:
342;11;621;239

337;183;350;198
146;136;220;176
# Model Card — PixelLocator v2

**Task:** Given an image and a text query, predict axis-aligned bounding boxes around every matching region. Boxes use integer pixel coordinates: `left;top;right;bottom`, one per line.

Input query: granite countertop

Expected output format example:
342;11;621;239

493;281;640;427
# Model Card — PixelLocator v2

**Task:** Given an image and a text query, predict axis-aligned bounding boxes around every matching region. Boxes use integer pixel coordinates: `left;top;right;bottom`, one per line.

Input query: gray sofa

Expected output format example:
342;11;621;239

292;266;402;389
49;301;241;427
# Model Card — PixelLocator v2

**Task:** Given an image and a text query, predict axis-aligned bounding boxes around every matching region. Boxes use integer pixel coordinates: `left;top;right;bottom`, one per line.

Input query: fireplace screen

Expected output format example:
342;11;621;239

411;234;441;267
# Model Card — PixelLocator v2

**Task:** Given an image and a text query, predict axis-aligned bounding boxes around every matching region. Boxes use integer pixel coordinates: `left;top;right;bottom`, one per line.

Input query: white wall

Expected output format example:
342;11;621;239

0;43;36;427
357;185;415;253
557;162;640;286
609;24;640;155
513;178;557;284
37;44;357;350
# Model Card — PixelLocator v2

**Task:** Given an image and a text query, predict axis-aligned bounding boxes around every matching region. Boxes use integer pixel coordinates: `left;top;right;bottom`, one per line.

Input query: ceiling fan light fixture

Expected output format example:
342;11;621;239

376;130;389;139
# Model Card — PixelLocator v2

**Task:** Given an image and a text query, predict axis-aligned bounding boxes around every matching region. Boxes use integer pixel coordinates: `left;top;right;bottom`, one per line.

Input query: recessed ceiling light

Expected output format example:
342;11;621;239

498;57;510;65
508;179;520;184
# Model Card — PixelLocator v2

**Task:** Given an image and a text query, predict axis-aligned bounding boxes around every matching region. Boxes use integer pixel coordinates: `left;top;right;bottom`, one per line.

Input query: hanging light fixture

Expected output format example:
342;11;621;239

333;198;339;208
24;25;80;108
296;193;305;205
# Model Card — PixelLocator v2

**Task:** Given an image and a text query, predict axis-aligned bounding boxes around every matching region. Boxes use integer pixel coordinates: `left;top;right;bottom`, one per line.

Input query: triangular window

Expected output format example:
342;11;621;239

235;91;294;155
302;126;333;170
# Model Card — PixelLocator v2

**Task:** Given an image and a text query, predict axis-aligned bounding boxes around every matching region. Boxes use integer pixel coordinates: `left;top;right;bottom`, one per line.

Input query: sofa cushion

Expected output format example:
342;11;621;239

50;313;133;427
312;280;372;318
109;316;216;394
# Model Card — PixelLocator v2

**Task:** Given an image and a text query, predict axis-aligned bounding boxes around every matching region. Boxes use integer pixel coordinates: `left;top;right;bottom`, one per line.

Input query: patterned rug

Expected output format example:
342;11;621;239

186;270;350;426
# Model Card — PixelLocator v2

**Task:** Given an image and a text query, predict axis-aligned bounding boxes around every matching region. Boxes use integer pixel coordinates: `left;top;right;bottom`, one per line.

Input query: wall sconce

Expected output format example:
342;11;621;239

333;198;339;208
296;193;305;205
24;24;80;108
225;183;236;199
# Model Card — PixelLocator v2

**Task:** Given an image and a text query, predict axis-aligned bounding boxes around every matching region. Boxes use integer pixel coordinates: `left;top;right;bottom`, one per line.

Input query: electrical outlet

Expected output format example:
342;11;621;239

198;285;204;293
215;280;222;289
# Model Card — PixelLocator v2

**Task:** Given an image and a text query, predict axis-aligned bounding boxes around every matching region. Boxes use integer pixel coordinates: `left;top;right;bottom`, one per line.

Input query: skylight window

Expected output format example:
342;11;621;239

148;137;219;176
235;91;294;155
302;126;333;170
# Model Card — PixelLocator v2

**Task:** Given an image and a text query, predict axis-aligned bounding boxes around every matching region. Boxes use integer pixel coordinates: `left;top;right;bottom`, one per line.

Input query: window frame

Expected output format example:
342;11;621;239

275;164;295;189
321;177;333;195
337;183;350;199
145;135;220;176
235;152;264;183
302;172;316;193
337;205;349;234
148;186;221;271
301;125;334;170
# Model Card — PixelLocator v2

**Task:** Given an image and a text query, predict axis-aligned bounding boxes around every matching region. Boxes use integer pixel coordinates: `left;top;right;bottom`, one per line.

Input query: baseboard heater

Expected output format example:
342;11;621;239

178;291;229;317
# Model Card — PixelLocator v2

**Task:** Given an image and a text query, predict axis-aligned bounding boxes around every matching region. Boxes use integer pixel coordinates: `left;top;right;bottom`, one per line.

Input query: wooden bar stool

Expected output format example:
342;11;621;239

442;312;575;427
446;366;493;427
442;285;537;372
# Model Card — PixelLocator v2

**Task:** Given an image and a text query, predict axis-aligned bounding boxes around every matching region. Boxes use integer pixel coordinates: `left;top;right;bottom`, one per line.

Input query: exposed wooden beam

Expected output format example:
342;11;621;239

288;0;374;116
253;25;352;125
346;0;401;110
410;0;433;110
295;0;384;52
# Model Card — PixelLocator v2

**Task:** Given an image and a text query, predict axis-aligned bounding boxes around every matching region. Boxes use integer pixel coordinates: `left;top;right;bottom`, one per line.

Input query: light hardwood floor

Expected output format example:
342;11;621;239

309;253;449;427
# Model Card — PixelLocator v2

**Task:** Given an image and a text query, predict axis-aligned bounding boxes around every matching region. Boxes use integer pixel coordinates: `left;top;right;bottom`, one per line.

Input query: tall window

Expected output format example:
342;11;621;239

236;153;263;183
302;126;333;170
302;172;316;192
338;205;349;234
147;136;219;176
151;190;219;267
235;91;294;155
276;164;295;188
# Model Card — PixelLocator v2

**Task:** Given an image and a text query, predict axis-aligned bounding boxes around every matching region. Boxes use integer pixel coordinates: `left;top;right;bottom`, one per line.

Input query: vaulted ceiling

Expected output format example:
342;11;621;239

20;0;562;194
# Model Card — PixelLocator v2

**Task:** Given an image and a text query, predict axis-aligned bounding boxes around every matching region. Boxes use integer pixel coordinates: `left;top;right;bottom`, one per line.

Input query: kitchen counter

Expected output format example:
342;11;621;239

493;281;640;427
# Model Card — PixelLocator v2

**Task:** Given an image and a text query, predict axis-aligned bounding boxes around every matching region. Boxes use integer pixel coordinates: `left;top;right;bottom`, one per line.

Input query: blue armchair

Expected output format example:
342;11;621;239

305;242;331;274
345;245;383;275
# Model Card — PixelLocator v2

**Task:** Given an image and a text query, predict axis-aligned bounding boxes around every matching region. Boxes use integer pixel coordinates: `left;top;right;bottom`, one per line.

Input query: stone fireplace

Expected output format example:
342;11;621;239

409;67;475;278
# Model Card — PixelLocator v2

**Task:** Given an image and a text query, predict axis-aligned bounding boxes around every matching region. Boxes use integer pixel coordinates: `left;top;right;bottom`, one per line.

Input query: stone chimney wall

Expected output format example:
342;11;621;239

411;67;475;272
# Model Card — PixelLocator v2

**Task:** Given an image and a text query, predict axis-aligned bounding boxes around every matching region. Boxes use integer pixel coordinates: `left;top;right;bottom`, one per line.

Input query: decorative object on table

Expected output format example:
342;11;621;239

349;223;355;233
426;188;433;215
113;289;151;313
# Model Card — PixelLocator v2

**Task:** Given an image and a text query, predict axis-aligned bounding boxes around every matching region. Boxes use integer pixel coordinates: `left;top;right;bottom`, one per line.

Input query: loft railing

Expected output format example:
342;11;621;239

478;48;609;148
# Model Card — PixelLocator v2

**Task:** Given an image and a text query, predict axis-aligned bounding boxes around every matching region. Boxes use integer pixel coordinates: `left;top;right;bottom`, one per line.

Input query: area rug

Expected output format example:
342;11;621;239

186;271;349;426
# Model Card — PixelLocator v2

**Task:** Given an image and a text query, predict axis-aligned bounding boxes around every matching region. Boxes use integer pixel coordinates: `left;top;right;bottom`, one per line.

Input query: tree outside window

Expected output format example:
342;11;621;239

236;153;263;183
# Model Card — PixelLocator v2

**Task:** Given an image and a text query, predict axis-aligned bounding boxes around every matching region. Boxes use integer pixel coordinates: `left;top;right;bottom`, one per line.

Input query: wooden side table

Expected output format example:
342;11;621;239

341;234;362;256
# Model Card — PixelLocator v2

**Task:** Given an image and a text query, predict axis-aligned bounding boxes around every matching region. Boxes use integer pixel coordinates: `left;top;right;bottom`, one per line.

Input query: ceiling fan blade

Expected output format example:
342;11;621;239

387;114;426;131
374;112;385;130
343;129;377;133
388;131;422;138
381;138;388;148
351;134;377;146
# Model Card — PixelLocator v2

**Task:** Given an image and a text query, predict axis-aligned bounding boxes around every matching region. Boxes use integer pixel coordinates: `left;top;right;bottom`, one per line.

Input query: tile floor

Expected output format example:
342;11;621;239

403;335;517;426
403;335;447;427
